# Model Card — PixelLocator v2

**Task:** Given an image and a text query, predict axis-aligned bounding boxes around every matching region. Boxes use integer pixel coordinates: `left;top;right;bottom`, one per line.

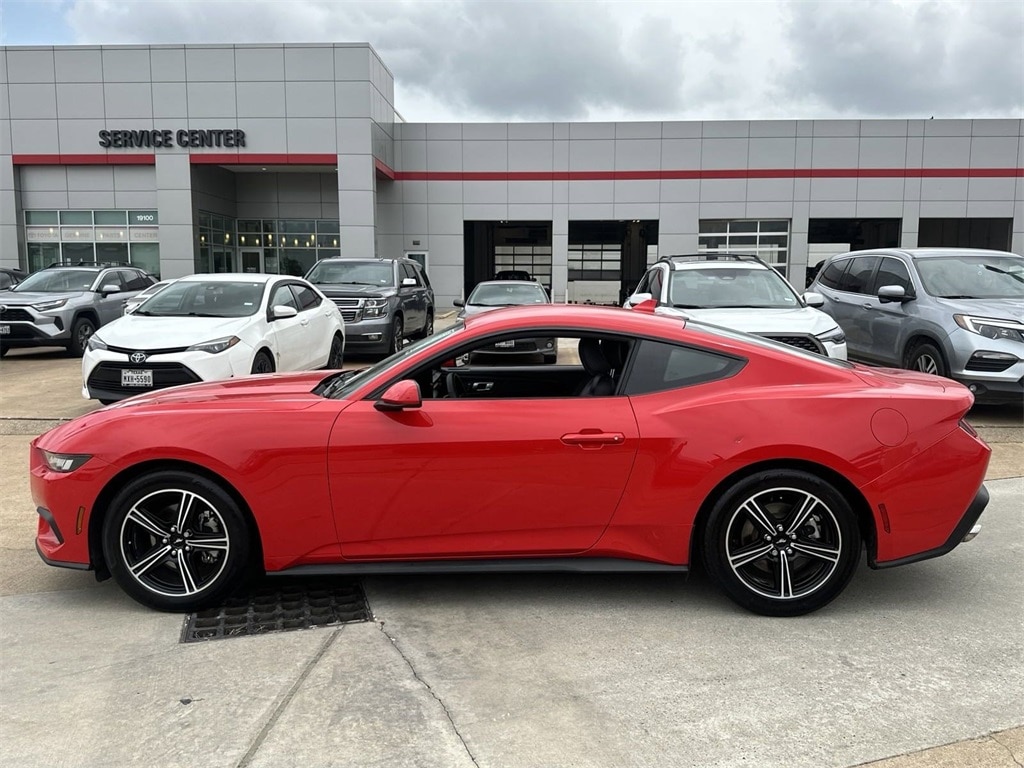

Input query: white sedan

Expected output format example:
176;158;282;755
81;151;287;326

83;273;345;403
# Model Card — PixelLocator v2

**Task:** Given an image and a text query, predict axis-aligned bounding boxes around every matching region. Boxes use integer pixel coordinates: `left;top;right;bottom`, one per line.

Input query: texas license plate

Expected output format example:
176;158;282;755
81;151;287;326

121;369;153;387
0;325;9;335
495;340;515;348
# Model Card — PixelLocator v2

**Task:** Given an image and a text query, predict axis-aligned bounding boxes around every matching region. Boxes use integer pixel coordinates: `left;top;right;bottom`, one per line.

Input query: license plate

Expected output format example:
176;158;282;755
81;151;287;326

121;369;153;388
495;340;515;348
0;325;9;335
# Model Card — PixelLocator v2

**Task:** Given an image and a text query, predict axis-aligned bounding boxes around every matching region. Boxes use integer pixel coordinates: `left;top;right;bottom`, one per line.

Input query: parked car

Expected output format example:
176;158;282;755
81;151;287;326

454;279;557;363
122;279;176;314
82;273;345;403
494;269;533;281
624;254;847;359
0;266;28;290
304;257;434;358
808;248;1024;404
0;265;154;357
33;303;988;617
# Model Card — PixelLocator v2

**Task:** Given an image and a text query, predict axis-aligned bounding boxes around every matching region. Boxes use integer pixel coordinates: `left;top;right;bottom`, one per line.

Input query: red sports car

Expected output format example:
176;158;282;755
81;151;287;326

31;304;990;616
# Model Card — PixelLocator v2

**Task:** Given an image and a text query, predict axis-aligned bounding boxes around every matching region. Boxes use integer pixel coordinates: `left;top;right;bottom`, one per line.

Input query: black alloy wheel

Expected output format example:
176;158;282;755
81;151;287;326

250;350;275;374
906;342;948;378
327;334;344;368
101;470;252;611
703;470;861;616
68;317;96;357
389;316;404;356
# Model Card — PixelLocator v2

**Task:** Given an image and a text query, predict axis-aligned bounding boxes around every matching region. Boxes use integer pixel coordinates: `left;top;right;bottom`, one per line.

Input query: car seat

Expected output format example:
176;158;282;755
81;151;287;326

575;338;616;396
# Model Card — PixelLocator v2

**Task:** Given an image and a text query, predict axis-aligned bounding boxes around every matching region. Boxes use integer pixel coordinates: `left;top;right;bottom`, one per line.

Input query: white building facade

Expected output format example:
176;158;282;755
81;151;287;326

2;43;1022;307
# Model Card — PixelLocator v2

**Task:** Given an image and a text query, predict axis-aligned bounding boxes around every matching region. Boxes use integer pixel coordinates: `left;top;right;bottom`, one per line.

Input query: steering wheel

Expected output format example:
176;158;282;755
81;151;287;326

446;371;467;399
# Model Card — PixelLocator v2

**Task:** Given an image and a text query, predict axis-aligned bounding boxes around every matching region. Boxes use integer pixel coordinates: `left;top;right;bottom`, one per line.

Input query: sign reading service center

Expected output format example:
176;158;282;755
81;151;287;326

98;129;247;149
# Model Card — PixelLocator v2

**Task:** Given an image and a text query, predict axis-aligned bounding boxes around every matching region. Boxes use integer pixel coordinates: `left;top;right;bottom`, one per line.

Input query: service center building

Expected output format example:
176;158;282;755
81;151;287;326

1;42;1022;306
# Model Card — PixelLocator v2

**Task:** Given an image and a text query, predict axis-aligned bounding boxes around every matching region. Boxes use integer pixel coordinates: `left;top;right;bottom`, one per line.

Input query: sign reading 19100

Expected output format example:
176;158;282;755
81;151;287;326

98;129;247;149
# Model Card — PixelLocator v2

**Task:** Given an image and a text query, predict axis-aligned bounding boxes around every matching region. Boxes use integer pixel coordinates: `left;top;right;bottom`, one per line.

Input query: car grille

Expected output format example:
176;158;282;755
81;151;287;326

0;308;34;322
106;344;191;355
330;298;362;323
760;334;826;355
965;356;1016;373
88;362;202;394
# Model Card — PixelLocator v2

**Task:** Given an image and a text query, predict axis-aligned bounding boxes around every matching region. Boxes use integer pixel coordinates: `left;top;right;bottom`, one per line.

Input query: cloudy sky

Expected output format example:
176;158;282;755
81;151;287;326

2;0;1021;123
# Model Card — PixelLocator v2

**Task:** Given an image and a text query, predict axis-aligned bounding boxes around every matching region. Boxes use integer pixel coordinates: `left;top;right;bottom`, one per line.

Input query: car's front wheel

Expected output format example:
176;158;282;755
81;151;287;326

905;341;948;378
251;350;275;374
388;316;404;356
101;470;252;612
702;470;861;616
67;317;96;357
327;334;344;368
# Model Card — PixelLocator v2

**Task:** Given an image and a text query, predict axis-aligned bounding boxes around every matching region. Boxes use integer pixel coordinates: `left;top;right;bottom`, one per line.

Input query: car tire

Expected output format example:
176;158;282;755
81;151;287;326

388;316;404;356
101;470;252;612
905;342;948;378
412;311;434;340
99;399;116;405
67;317;96;357
702;469;861;617
327;334;344;369
0;345;8;358
251;350;275;374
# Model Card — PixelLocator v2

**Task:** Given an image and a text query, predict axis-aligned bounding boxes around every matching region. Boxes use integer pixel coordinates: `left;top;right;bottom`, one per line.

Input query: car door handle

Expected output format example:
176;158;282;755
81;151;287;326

862;303;874;309
469;381;493;392
300;318;310;326
561;431;625;447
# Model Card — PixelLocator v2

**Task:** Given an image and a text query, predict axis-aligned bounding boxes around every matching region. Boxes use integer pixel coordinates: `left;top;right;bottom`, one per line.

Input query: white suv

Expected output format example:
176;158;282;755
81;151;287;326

624;254;847;359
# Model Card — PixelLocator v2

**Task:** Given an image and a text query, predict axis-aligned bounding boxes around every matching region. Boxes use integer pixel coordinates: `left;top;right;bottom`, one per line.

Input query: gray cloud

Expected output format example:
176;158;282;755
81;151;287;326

778;0;1024;117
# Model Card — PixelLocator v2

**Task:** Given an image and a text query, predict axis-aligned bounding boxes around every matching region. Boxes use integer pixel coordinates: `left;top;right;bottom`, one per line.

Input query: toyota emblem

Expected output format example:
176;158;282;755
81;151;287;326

129;351;148;364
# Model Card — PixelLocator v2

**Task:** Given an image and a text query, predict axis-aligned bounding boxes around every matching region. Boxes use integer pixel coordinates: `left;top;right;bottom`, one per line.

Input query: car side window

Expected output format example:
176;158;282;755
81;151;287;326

416;264;431;288
649;267;664;300
817;259;849;290
623;339;744;395
872;257;912;294
400;263;421;286
271;284;299;310
290;284;321;310
101;270;128;290
634;271;652;296
123;271;151;291
835;256;879;295
0;273;12;289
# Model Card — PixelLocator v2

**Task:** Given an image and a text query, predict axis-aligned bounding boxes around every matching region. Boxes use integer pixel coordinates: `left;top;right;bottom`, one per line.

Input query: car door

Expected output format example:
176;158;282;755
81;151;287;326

95;270;129;325
866;256;916;365
328;345;640;559
822;256;880;360
266;281;306;371
399;262;425;332
289;282;332;368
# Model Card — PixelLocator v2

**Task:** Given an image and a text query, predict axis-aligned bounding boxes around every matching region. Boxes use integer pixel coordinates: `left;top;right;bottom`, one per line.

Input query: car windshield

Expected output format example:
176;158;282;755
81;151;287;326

134;280;265;318
667;267;800;309
317;322;466;399
306;261;394;287
468;283;548;306
916;255;1024;299
12;269;96;293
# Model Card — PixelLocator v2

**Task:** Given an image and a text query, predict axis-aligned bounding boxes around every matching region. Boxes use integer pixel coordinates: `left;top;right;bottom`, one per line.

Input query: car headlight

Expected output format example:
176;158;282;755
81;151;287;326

816;326;846;344
31;298;68;311
363;298;389;318
87;335;108;352
954;315;1024;343
39;449;91;473
187;335;241;354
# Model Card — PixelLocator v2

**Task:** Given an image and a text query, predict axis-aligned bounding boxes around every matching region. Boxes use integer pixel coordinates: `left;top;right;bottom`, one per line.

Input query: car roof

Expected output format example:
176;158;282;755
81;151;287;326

473;280;544;287
658;254;772;271
829;248;1021;260
176;273;280;284
666;260;775;272
462;304;685;337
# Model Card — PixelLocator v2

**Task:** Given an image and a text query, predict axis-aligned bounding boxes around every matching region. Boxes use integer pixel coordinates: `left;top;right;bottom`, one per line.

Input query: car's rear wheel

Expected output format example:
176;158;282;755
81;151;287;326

412;311;434;340
101;470;252;612
67;317;96;357
327;334;344;368
703;470;861;616
906;342;948;378
251;350;274;374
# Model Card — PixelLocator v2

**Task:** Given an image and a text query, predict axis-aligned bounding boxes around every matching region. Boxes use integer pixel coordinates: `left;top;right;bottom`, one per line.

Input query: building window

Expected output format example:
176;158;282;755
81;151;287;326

918;218;1011;250
698;219;790;276
495;245;553;287
198;214;342;275
22;210;160;275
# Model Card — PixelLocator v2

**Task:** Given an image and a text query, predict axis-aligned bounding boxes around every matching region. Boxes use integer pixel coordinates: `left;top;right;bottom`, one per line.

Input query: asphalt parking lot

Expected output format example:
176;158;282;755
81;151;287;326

0;340;1021;768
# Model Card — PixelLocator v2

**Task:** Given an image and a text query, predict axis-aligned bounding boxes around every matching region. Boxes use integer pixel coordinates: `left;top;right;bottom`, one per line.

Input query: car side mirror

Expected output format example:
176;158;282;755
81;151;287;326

802;291;825;308
625;292;653;308
272;305;299;319
100;284;122;295
401;277;417;287
453;298;465;307
374;380;422;411
878;285;911;303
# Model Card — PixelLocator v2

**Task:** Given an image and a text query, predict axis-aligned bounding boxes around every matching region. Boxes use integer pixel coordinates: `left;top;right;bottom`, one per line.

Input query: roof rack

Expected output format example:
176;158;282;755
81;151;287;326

659;253;769;265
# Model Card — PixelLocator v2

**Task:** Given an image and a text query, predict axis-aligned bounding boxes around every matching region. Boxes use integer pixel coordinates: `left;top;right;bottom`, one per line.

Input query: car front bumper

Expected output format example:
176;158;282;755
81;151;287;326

0;312;71;349
948;330;1024;404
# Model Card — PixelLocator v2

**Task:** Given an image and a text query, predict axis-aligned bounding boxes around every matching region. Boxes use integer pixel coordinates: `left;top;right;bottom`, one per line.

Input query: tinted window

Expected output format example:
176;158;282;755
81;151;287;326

291;284;321;310
306;260;394;286
123;271;152;291
817;259;848;290
649;267;664;300
872;258;912;293
633;271;651;296
400;263;421;286
417;264;431;288
623;339;744;395
835;256;879;294
271;284;298;310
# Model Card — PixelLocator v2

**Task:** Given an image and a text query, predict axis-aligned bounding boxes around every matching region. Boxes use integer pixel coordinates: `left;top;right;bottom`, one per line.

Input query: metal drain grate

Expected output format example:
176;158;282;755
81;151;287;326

180;581;371;643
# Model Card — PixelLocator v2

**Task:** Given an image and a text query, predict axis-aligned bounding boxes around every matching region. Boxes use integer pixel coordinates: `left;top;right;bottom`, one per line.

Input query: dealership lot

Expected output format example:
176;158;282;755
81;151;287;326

0;345;1021;767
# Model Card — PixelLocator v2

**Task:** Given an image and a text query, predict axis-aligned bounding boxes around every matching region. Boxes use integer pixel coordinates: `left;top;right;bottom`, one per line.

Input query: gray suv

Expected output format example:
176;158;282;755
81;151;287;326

305;257;434;357
0;265;154;357
809;248;1024;404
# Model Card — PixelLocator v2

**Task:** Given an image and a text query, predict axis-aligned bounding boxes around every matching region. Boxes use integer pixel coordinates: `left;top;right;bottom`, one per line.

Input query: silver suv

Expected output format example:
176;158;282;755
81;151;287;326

809;248;1024;404
625;254;848;359
305;257;434;358
0;265;154;357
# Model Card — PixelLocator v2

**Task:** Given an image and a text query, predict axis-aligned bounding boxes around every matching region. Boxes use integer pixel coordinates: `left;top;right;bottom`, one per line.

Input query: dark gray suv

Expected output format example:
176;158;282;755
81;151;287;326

305;257;434;357
0;265;154;357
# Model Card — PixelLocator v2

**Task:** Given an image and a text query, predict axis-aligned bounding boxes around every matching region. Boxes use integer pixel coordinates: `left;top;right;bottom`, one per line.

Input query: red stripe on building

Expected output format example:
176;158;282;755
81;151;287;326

188;154;338;165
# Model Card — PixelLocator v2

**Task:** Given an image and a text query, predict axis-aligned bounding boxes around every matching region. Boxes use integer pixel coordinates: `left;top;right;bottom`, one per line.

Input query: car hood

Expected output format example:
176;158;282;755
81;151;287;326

1;290;88;305
97;314;253;348
930;296;1023;321
314;284;394;299
655;305;839;335
108;371;334;407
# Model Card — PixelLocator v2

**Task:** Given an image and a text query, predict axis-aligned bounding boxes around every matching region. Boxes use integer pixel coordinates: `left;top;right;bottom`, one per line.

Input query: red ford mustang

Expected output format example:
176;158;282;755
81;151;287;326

31;304;990;616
